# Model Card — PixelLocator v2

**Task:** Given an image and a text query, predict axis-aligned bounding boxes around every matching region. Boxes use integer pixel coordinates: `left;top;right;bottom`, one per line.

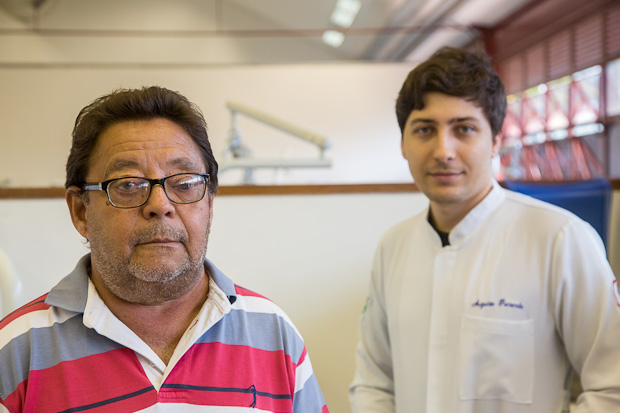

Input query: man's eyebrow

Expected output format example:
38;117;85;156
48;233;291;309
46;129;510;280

449;116;480;124
105;159;140;176
409;116;480;125
408;117;436;125
168;157;204;172
103;157;204;177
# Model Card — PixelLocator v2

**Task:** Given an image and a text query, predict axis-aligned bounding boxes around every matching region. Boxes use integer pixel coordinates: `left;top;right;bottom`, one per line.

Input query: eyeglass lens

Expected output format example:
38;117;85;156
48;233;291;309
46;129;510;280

107;174;206;207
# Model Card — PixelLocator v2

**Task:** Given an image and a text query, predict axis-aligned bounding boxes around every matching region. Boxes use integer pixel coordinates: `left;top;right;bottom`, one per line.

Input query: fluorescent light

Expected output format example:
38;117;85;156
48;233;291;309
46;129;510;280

330;0;361;28
322;30;345;48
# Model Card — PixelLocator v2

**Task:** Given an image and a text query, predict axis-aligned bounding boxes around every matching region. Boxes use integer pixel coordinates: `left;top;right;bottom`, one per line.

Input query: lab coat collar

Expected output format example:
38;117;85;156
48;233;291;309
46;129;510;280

437;180;506;247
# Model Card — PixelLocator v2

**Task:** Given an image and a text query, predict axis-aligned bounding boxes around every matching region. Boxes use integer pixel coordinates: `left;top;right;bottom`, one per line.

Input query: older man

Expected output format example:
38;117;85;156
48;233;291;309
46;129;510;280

350;47;620;412
0;86;328;412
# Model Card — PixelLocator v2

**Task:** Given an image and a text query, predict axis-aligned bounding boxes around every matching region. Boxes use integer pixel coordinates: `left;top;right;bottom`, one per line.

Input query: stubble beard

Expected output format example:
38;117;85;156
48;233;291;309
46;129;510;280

89;223;210;306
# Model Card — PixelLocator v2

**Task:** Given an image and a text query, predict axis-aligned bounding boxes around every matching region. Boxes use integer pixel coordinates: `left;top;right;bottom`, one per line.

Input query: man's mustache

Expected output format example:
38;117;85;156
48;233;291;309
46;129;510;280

130;226;189;245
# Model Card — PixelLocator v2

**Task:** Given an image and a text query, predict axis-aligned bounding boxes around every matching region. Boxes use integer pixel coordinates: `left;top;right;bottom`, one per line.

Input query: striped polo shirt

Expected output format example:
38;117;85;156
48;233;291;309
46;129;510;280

0;255;328;412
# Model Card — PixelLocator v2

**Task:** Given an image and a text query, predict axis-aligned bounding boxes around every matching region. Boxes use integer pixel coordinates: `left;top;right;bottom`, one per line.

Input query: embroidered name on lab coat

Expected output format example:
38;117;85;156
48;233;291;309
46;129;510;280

472;299;524;310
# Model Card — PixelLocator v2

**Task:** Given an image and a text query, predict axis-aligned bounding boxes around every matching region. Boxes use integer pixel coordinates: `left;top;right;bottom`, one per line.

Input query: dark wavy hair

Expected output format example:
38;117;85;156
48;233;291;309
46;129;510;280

65;86;218;194
396;47;507;137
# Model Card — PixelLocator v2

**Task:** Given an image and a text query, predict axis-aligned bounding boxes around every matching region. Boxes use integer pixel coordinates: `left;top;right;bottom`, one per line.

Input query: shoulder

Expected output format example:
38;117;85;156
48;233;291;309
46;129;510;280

227;284;307;361
233;284;271;301
231;284;300;336
207;261;302;344
231;284;290;319
502;190;583;227
380;211;426;246
0;292;83;353
0;293;52;332
500;189;603;247
0;292;80;384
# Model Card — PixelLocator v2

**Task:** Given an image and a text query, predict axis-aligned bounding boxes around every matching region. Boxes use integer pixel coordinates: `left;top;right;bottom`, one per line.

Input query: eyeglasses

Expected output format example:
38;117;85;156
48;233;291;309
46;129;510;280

82;173;210;209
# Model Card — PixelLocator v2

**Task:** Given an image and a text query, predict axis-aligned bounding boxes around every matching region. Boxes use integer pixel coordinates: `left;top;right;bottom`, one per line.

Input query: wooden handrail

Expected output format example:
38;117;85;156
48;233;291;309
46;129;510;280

1;180;618;199
0;183;420;199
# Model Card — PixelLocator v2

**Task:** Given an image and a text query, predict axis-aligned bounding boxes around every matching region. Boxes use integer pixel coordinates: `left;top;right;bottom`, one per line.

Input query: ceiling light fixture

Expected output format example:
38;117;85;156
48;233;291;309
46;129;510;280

330;0;362;28
322;30;345;48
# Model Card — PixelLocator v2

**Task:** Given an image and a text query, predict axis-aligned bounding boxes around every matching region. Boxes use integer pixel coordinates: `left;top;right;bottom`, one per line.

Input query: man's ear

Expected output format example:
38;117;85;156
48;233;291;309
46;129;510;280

66;186;89;240
492;134;501;158
207;192;214;227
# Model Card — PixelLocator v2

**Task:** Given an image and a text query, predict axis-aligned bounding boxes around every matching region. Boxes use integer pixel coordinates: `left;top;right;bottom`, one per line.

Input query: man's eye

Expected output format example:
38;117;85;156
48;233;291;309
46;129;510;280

458;125;475;134
172;177;201;191
414;126;432;134
115;180;145;192
176;181;193;191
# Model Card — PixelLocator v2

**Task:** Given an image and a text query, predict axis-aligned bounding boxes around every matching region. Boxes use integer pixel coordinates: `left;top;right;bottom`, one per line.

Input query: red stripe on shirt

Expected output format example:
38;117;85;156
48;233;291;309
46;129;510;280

160;385;294;412
1;378;27;413
162;386;294;411
297;346;308;367
0;294;50;329
234;285;271;300
4;348;156;412
163;341;298;410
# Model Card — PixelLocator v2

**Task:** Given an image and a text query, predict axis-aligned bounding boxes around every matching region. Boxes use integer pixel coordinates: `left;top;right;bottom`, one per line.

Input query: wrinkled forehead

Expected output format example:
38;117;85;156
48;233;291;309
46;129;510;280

89;118;206;178
104;156;204;176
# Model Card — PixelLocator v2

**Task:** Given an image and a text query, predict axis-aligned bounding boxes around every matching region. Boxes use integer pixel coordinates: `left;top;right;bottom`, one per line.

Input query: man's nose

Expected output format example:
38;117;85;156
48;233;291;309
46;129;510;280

433;128;456;162
142;184;175;218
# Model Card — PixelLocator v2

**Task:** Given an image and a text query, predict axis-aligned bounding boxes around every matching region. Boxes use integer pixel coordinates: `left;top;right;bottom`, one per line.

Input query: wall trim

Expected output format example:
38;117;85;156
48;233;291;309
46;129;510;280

0;183;420;199
1;180;619;199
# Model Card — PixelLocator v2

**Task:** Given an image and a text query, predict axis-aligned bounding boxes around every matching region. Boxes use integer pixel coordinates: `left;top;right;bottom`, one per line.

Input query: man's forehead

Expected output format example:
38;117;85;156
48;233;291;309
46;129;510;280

409;94;486;119
89;119;206;176
104;156;203;175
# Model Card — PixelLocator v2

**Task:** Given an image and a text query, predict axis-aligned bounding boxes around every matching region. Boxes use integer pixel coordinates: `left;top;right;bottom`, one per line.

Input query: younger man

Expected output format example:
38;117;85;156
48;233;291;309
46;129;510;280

350;47;620;412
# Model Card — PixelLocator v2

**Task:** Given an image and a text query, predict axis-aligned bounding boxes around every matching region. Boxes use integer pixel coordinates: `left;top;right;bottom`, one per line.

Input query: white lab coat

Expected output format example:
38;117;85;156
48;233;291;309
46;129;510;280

350;182;620;412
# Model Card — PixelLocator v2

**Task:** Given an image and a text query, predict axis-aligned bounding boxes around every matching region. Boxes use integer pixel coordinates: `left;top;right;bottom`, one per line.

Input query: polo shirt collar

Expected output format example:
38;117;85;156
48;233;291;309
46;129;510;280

45;254;238;312
45;254;91;313
205;259;237;304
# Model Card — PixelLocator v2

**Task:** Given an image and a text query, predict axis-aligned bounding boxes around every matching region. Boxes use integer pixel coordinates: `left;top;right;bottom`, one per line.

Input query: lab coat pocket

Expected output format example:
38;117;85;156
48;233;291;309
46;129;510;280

459;315;534;404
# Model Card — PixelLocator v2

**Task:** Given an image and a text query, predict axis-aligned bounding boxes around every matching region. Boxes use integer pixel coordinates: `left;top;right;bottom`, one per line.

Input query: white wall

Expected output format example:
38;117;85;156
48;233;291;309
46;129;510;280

0;63;414;187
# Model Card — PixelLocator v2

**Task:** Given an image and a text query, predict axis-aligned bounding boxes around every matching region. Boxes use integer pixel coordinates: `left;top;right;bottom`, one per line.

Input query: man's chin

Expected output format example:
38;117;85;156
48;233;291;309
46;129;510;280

132;243;184;259
116;263;203;304
127;256;192;282
426;188;465;205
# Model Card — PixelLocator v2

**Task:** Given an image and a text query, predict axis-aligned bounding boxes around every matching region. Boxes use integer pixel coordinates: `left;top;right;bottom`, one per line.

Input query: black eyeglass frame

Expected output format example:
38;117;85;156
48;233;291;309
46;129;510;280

82;173;210;209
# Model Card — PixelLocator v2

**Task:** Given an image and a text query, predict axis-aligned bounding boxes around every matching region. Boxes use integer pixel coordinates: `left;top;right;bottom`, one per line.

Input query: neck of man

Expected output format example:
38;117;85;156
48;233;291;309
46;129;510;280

90;267;210;365
428;212;451;246
428;182;495;233
428;204;463;234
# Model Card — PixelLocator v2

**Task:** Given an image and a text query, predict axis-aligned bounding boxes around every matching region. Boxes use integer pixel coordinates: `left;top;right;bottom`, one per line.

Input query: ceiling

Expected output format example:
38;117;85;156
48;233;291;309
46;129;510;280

0;0;533;66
